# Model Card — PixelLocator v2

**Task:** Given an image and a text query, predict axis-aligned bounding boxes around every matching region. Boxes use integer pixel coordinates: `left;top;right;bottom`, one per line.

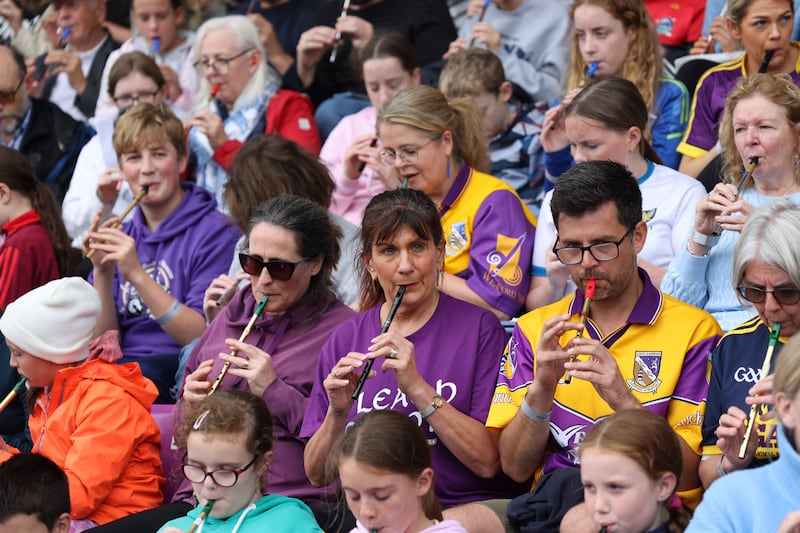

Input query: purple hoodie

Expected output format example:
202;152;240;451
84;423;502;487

105;182;240;358
178;288;356;504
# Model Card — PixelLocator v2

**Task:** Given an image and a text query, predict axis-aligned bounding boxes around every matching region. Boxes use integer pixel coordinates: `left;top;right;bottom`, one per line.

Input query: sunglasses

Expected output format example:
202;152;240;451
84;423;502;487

238;253;309;281
737;285;800;305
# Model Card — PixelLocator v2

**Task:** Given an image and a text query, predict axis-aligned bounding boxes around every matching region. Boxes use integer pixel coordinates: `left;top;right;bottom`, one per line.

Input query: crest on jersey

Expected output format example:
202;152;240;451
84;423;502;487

642;208;657;224
446;221;468;256
627;351;662;393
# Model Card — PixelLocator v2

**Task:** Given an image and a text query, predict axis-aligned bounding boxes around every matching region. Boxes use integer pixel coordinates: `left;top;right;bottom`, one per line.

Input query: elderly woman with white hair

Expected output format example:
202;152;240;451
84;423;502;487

698;199;800;490
186;15;321;210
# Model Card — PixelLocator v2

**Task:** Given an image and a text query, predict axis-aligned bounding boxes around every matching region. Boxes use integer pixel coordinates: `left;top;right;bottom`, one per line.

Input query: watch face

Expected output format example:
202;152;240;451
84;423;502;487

433;395;444;408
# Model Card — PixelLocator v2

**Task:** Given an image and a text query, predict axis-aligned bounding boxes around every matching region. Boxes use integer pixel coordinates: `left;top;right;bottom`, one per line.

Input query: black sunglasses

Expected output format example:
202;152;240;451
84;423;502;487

737;285;800;306
239;253;309;281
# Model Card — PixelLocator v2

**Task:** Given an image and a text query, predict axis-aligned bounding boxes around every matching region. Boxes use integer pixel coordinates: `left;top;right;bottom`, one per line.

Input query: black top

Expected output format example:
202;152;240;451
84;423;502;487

281;0;456;106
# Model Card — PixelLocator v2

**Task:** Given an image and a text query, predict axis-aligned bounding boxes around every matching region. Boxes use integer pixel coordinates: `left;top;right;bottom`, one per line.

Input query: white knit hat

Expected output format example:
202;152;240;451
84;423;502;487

0;277;102;364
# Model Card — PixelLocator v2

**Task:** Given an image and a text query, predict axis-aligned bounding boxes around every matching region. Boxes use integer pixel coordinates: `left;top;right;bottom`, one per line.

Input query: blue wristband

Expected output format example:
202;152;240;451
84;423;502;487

155;299;182;326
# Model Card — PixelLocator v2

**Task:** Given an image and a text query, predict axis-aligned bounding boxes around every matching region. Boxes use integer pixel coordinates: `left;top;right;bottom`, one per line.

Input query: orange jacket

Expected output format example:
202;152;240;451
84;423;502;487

1;359;164;525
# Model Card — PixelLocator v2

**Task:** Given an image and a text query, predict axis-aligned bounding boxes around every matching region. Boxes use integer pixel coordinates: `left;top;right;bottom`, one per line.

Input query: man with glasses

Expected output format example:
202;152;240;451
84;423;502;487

0;44;92;203
484;161;722;529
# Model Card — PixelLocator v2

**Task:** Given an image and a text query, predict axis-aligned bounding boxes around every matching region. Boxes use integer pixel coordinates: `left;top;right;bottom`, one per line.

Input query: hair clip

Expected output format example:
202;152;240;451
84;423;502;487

193;410;210;430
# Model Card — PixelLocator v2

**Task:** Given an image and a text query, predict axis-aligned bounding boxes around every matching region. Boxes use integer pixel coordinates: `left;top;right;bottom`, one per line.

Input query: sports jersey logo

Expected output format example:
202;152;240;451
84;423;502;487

654;16;675;38
642;208;657;224
627;351;662;393
446;221;468;256
487;233;526;287
501;337;519;379
551;423;586;465
734;366;761;383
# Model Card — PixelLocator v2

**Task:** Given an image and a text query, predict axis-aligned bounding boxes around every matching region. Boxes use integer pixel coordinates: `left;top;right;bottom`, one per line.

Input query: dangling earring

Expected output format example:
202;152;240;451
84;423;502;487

446;160;451;179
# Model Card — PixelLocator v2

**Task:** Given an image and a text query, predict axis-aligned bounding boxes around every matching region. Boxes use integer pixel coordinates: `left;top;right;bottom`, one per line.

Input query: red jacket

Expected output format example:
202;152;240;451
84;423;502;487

213;89;321;171
0;359;164;525
0;210;59;312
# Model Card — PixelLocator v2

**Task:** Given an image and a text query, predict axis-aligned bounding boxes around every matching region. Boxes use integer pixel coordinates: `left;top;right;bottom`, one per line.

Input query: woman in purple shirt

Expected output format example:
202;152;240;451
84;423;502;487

301;188;528;509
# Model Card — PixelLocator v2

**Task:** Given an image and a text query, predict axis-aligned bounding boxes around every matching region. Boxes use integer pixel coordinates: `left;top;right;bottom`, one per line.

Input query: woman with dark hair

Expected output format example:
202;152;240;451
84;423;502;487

302;188;527;512
0;144;74;451
202;134;359;319
180;195;356;525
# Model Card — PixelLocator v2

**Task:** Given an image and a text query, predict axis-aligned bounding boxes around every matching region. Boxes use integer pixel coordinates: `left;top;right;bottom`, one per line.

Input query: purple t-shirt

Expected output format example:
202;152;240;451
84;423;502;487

300;293;529;505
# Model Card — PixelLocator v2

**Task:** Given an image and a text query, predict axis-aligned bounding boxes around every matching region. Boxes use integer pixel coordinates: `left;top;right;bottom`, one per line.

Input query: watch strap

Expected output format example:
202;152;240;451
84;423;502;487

420;394;443;419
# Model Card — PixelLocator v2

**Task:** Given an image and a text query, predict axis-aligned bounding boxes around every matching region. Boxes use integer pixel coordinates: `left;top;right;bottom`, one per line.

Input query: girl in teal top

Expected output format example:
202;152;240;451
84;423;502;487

159;390;321;533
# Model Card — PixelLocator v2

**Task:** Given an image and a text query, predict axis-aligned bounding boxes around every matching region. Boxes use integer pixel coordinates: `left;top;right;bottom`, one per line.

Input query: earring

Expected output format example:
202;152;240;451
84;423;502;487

446;160;451;179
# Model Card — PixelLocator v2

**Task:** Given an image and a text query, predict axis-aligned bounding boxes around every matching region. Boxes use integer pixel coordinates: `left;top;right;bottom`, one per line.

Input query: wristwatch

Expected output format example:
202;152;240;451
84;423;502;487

420;394;445;419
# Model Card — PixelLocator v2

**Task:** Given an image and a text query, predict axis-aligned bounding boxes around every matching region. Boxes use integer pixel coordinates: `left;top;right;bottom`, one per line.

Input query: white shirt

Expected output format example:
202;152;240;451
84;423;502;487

49;35;108;122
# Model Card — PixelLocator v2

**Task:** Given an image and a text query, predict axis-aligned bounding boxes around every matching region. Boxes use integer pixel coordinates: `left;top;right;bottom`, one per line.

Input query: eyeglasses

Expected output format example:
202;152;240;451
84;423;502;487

182;456;257;487
737;285;800;305
239;253;309;281
0;77;24;105
379;137;437;167
194;49;253;74
112;90;160;107
552;229;633;265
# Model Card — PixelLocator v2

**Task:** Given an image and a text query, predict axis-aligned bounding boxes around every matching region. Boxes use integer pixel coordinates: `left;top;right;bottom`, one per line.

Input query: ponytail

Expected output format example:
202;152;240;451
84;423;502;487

31;182;75;277
667;504;691;533
643;139;663;166
377;85;491;175
448;97;490;173
421;477;443;521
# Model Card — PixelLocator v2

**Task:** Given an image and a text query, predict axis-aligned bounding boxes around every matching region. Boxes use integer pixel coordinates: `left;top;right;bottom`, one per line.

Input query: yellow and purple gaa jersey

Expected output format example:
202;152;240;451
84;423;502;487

439;165;536;316
678;43;800;158
487;269;721;504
